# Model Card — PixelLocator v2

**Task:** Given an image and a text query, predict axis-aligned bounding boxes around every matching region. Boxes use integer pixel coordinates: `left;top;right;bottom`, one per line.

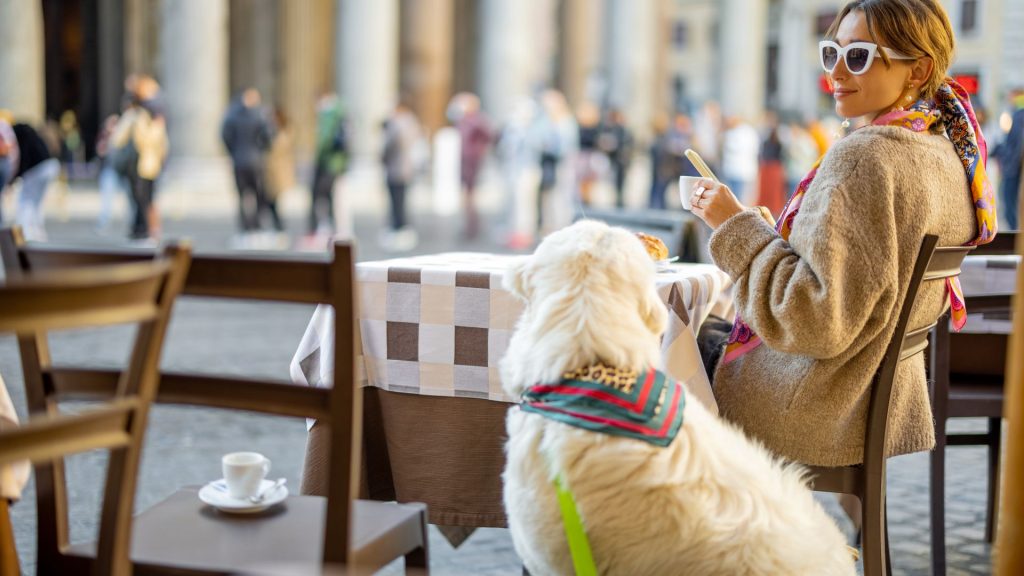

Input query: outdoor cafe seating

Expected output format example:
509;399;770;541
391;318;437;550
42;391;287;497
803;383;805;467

0;227;428;575
0;222;1021;575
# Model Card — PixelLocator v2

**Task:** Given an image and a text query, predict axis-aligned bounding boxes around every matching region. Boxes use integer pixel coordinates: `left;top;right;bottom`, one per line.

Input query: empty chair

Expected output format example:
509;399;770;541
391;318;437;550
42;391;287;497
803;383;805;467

0;248;190;576
0;226;428;575
929;230;1017;574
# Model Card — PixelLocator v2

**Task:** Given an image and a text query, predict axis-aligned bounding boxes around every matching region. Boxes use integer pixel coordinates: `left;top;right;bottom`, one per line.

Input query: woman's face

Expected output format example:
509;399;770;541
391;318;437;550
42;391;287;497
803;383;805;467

830;10;916;121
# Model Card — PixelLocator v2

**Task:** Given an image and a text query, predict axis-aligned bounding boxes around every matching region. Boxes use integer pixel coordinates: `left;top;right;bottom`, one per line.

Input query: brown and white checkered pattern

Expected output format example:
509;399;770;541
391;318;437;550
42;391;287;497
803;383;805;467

291;253;734;413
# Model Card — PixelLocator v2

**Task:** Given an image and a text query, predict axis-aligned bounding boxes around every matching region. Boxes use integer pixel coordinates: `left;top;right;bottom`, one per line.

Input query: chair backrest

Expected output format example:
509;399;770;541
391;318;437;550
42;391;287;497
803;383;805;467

863;235;973;472
0;226;361;567
575;207;701;262
0;251;190;576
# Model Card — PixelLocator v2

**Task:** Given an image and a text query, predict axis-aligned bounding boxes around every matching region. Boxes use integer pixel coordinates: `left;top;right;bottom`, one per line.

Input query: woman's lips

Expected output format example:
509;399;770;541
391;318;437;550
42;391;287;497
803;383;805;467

834;89;856;99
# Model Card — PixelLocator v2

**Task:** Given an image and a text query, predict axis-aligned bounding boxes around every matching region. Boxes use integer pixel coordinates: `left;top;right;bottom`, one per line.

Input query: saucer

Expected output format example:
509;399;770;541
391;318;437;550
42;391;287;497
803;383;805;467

655;256;680;272
198;479;288;514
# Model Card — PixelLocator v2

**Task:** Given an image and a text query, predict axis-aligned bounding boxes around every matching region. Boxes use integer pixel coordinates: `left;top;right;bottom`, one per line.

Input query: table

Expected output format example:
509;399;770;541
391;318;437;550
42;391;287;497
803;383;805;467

290;253;733;541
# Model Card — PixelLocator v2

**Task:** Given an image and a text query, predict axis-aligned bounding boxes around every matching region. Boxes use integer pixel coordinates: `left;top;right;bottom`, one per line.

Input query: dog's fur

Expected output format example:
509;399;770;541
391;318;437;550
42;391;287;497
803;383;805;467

500;221;855;576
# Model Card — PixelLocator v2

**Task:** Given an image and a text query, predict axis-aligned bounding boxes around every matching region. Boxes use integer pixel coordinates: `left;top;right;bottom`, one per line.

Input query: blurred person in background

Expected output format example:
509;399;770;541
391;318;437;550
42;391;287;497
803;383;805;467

222;88;274;237
650;112;696;210
597;108;633;208
720;115;761;205
693;100;724;174
59;110;85;179
94;113;129;233
0;109;19;223
380;100;422;251
449;92;493;239
10;121;60;241
109;74;168;242
575;101;604;207
263;106;294;241
781;119;821;199
533;89;577;236
994;90;1024;229
496;97;538;249
307;93;348;240
757;111;787;216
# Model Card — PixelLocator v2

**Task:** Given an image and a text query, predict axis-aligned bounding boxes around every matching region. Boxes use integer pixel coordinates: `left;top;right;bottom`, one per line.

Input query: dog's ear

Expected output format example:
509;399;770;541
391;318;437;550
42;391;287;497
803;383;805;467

504;257;533;300
640;286;668;335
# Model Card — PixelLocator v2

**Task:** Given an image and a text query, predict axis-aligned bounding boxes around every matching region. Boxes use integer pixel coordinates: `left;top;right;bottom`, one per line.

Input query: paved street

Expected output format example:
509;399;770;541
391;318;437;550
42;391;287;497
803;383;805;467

0;177;998;575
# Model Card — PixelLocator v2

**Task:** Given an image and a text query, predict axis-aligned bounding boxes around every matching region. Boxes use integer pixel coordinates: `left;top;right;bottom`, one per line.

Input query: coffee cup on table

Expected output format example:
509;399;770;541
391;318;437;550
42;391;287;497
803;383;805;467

678;175;705;211
222;452;270;499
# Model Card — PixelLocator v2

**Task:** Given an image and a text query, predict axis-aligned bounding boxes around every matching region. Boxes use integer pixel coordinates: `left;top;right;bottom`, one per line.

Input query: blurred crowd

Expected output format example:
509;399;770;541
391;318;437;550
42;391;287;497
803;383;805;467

2;81;1023;249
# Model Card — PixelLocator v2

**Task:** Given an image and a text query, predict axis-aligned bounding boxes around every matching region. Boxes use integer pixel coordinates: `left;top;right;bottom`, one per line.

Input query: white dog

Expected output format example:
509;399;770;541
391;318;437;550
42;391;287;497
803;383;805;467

500;220;855;576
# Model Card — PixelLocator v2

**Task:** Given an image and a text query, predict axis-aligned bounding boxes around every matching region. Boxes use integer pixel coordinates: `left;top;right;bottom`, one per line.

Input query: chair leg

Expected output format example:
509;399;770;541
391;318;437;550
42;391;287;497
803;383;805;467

862;484;888;576
884;503;892;575
1;499;20;576
985;417;1002;543
404;508;430;573
930;436;947;575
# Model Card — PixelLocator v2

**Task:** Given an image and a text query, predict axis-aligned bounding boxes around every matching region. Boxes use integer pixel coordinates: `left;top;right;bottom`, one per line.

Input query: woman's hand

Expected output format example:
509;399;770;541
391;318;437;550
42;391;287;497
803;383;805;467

688;178;747;230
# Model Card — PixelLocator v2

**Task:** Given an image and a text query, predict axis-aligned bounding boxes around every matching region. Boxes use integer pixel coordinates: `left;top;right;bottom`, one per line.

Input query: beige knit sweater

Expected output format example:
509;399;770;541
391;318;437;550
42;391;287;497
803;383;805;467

709;125;978;467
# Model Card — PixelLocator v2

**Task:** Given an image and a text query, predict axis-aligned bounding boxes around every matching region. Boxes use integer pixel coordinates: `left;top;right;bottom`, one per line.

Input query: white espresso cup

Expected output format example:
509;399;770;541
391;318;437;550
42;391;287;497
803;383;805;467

678;175;706;211
222;452;271;499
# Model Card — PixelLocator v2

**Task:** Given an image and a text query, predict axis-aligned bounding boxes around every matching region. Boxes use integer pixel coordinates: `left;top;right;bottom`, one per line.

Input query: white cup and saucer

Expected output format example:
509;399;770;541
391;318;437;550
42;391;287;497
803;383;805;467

198;452;288;513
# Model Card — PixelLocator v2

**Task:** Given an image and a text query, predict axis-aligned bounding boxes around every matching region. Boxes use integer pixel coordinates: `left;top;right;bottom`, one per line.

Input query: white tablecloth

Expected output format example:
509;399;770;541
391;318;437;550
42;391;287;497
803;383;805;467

291;253;734;415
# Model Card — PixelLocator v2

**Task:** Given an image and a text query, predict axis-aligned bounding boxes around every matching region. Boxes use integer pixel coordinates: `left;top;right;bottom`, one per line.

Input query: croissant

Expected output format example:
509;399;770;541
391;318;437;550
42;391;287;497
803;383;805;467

635;232;669;261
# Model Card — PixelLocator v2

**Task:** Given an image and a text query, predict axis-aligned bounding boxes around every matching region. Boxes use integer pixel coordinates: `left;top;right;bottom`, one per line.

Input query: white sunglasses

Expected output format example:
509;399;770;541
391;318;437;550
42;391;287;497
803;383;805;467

819;40;915;76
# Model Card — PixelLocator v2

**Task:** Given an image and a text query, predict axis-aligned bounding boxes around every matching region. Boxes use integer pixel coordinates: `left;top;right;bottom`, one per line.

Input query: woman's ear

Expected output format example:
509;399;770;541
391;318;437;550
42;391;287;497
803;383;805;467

909;57;933;89
504;257;534;301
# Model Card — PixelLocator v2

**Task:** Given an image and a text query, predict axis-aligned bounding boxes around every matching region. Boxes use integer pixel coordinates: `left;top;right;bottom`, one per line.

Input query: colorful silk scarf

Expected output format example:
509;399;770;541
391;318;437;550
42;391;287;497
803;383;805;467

520;363;685;447
722;78;998;365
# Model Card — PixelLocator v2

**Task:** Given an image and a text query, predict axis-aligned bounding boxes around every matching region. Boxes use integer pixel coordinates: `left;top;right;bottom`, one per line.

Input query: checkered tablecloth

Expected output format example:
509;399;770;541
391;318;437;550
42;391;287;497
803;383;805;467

959;254;1019;334
290;253;733;415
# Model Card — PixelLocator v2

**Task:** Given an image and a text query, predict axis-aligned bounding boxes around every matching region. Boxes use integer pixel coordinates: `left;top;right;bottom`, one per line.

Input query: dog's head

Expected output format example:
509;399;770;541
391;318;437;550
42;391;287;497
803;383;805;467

500;220;668;395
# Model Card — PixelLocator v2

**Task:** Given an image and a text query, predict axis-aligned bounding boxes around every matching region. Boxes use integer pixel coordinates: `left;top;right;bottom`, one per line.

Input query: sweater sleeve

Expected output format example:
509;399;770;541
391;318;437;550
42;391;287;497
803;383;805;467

709;133;900;359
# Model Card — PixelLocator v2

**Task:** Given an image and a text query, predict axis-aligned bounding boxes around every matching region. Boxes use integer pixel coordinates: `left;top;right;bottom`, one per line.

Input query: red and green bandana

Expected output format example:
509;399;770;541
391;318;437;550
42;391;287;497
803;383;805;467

520;363;685;447
722;78;998;365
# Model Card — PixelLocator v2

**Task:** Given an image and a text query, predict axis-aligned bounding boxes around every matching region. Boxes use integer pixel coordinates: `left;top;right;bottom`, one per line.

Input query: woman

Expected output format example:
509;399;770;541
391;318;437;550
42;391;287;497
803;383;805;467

687;0;996;468
264;107;293;235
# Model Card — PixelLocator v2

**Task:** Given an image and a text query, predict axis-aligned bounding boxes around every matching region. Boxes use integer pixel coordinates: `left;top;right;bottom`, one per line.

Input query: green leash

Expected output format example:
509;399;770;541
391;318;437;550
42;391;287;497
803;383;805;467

555;474;598;576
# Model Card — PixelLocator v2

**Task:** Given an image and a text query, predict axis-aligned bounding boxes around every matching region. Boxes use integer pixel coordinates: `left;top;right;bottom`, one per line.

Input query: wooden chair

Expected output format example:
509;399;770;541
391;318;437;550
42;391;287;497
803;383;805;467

929;230;1017;575
804;235;973;576
0;250;191;576
0;226;429;575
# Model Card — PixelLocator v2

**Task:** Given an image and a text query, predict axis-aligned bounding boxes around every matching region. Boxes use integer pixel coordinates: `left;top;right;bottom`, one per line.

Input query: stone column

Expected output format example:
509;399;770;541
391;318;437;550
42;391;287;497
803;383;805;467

776;0;815;115
97;0;126;120
478;0;548;125
400;0;454;135
229;0;277;103
604;0;661;141
0;0;45;124
559;0;604;107
125;0;160;75
719;0;768;121
161;0;229;158
337;0;399;158
279;0;335;161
